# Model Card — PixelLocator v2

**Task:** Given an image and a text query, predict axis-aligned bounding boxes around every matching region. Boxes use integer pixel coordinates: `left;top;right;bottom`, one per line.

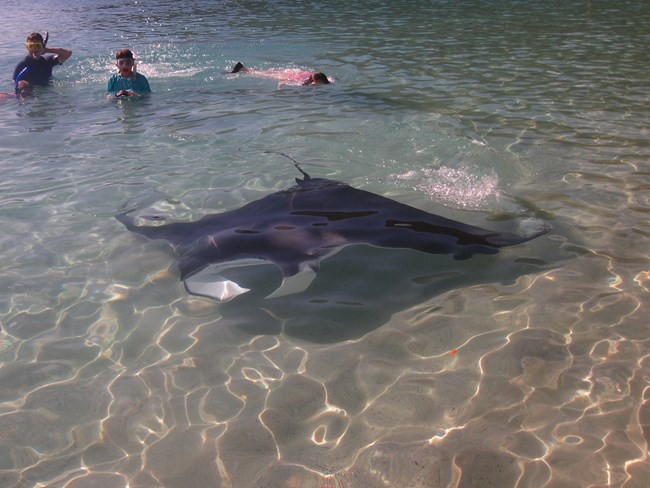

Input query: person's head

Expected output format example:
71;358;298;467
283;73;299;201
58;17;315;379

25;32;45;57
303;72;330;86
115;49;136;77
16;80;33;98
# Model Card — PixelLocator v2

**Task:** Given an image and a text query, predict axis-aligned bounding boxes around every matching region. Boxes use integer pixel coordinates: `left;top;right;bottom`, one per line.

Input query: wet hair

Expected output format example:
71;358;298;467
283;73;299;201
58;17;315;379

115;49;134;60
313;72;330;84
303;72;330;86
26;32;44;43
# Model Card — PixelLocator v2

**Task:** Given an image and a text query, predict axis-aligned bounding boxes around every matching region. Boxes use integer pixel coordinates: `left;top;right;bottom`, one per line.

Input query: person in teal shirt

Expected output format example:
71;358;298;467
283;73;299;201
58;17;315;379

107;49;151;97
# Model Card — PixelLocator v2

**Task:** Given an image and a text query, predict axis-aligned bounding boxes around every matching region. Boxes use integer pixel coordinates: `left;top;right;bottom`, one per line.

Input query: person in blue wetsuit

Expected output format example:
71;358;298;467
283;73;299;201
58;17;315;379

107;49;151;98
13;32;72;93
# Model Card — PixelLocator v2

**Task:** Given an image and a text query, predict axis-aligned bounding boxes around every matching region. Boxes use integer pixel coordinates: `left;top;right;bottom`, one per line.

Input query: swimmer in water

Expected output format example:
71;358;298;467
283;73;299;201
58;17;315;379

107;49;152;98
13;32;72;89
230;62;331;88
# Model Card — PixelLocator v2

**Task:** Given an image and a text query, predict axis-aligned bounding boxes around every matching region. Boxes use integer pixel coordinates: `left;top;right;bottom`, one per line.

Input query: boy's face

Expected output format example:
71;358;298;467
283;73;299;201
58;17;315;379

26;40;44;57
116;57;135;77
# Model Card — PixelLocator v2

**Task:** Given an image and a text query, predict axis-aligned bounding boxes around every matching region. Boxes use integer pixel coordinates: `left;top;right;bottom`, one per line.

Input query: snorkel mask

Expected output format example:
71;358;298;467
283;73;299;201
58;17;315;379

117;57;135;69
115;48;137;75
25;31;48;51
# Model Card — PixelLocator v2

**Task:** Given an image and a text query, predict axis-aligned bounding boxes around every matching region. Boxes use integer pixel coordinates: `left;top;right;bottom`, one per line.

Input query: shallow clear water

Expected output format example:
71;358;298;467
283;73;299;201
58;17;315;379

1;1;649;487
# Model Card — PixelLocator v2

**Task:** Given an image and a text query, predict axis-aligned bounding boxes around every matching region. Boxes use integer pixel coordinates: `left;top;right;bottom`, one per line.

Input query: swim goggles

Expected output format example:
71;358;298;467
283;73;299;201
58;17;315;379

25;31;47;50
116;58;135;67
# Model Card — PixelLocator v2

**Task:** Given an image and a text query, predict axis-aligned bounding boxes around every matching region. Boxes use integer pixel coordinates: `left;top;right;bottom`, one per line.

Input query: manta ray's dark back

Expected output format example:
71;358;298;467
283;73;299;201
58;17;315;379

116;167;551;300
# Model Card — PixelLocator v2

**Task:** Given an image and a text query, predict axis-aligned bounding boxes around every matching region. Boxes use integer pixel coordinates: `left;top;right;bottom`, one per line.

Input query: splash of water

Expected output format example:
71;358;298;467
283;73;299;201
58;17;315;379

394;166;500;209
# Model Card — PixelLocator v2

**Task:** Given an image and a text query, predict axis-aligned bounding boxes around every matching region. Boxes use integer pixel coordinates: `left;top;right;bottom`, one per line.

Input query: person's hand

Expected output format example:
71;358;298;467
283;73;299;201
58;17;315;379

116;90;131;98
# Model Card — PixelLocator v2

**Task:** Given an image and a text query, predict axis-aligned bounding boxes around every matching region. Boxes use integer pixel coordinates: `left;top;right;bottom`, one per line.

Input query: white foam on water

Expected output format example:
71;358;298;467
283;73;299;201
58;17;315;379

394;165;500;209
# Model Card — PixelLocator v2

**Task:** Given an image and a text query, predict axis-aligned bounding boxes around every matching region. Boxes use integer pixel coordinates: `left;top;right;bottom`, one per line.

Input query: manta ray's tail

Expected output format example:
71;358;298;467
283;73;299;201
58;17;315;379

266;151;312;182
115;210;139;233
294;162;311;181
115;210;169;239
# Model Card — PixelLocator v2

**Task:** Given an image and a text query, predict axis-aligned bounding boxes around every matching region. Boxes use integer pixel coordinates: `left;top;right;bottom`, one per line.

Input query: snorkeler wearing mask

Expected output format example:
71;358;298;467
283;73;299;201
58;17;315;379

12;32;72;94
107;49;152;98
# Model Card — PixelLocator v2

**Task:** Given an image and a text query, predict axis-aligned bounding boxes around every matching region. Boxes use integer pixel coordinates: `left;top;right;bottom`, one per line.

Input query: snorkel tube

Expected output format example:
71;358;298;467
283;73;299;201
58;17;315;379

43;31;49;47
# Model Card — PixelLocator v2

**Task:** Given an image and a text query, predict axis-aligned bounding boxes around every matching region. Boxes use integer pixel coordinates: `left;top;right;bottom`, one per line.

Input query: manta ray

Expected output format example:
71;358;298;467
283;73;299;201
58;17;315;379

116;165;550;301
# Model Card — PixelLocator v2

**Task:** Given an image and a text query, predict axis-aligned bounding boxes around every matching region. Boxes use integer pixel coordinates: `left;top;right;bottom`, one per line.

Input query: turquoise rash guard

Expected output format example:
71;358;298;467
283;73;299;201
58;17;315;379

107;72;151;94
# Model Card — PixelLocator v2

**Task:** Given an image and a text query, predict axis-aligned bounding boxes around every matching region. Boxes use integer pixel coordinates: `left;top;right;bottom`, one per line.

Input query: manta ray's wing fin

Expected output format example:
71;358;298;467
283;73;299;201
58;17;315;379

184;275;251;301
265;266;318;299
265;246;346;299
182;257;322;302
183;258;282;301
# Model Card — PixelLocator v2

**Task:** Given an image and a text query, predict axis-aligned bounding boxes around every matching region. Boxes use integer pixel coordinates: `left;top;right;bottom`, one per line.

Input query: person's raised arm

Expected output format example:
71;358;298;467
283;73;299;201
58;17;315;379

45;47;72;64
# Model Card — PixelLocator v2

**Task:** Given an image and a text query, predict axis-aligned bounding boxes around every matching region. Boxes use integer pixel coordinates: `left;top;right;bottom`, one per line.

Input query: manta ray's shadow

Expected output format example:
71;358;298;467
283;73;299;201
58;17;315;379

116;164;572;342
216;243;558;342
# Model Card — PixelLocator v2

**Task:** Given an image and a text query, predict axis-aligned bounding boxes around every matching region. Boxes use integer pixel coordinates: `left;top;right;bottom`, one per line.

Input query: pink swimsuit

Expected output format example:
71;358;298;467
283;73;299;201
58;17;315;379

248;68;312;86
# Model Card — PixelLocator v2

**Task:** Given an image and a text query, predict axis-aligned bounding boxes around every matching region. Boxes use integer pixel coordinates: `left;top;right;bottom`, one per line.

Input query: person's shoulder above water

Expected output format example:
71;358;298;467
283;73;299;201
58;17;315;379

133;72;151;87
